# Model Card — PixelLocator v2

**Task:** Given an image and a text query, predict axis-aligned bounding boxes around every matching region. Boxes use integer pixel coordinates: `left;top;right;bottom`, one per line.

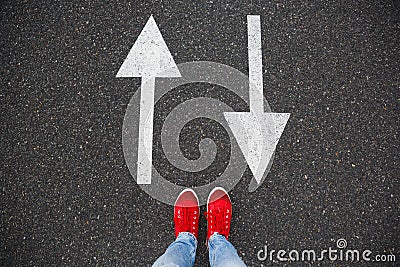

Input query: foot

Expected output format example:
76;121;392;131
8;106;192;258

174;188;200;239
205;187;232;242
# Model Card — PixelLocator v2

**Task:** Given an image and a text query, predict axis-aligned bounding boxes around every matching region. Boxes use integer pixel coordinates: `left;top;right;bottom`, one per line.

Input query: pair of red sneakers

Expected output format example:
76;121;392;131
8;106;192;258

174;187;232;242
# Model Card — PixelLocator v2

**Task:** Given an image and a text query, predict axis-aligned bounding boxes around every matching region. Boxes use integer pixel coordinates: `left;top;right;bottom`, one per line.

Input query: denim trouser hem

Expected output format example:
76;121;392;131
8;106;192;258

152;232;197;267
153;232;246;267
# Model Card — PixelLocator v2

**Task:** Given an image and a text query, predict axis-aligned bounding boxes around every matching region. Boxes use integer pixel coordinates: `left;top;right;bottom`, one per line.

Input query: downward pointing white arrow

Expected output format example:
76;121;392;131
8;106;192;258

224;15;290;184
117;15;181;184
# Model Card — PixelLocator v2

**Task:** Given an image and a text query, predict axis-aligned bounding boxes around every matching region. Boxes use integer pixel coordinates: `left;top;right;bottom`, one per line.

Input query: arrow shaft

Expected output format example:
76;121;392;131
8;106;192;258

247;15;264;114
137;77;155;184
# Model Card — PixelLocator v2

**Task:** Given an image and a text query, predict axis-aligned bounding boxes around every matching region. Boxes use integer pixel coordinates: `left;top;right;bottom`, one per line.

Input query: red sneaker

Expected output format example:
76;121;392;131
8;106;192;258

174;189;200;239
205;187;232;242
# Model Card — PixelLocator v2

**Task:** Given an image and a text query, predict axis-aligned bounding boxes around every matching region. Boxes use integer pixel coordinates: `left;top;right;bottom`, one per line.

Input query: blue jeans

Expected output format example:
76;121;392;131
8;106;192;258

152;232;247;267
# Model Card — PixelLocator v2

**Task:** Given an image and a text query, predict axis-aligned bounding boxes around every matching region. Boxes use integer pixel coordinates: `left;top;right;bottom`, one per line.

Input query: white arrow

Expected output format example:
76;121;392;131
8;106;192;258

117;15;181;184
224;15;290;184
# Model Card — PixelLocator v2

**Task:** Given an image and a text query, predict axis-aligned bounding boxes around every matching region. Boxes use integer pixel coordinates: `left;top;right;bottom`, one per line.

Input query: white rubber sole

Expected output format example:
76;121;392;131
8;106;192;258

206;186;230;207
175;188;199;206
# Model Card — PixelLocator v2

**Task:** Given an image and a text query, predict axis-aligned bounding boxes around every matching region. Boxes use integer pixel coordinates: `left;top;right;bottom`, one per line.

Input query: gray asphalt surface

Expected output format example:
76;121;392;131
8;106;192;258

1;0;399;266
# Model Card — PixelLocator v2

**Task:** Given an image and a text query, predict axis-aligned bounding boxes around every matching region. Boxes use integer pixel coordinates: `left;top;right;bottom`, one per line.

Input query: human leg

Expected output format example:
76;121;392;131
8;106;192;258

205;187;247;267
152;189;200;267
152;232;197;267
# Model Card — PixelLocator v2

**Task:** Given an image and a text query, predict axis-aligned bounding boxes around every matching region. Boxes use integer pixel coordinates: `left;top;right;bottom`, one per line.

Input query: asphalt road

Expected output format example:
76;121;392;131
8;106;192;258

1;0;399;266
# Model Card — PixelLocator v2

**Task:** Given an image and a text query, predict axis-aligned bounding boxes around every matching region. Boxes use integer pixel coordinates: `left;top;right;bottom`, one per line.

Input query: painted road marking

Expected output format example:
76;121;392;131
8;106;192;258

117;15;181;184
224;15;290;184
118;14;290;193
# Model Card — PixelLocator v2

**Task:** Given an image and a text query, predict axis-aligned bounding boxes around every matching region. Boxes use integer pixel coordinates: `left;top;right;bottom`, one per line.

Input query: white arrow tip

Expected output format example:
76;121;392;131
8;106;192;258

116;15;181;79
224;112;290;184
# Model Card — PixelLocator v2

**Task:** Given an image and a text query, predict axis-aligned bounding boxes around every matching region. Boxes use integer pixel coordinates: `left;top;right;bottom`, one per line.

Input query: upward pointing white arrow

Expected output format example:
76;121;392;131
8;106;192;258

224;15;290;184
117;15;181;184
